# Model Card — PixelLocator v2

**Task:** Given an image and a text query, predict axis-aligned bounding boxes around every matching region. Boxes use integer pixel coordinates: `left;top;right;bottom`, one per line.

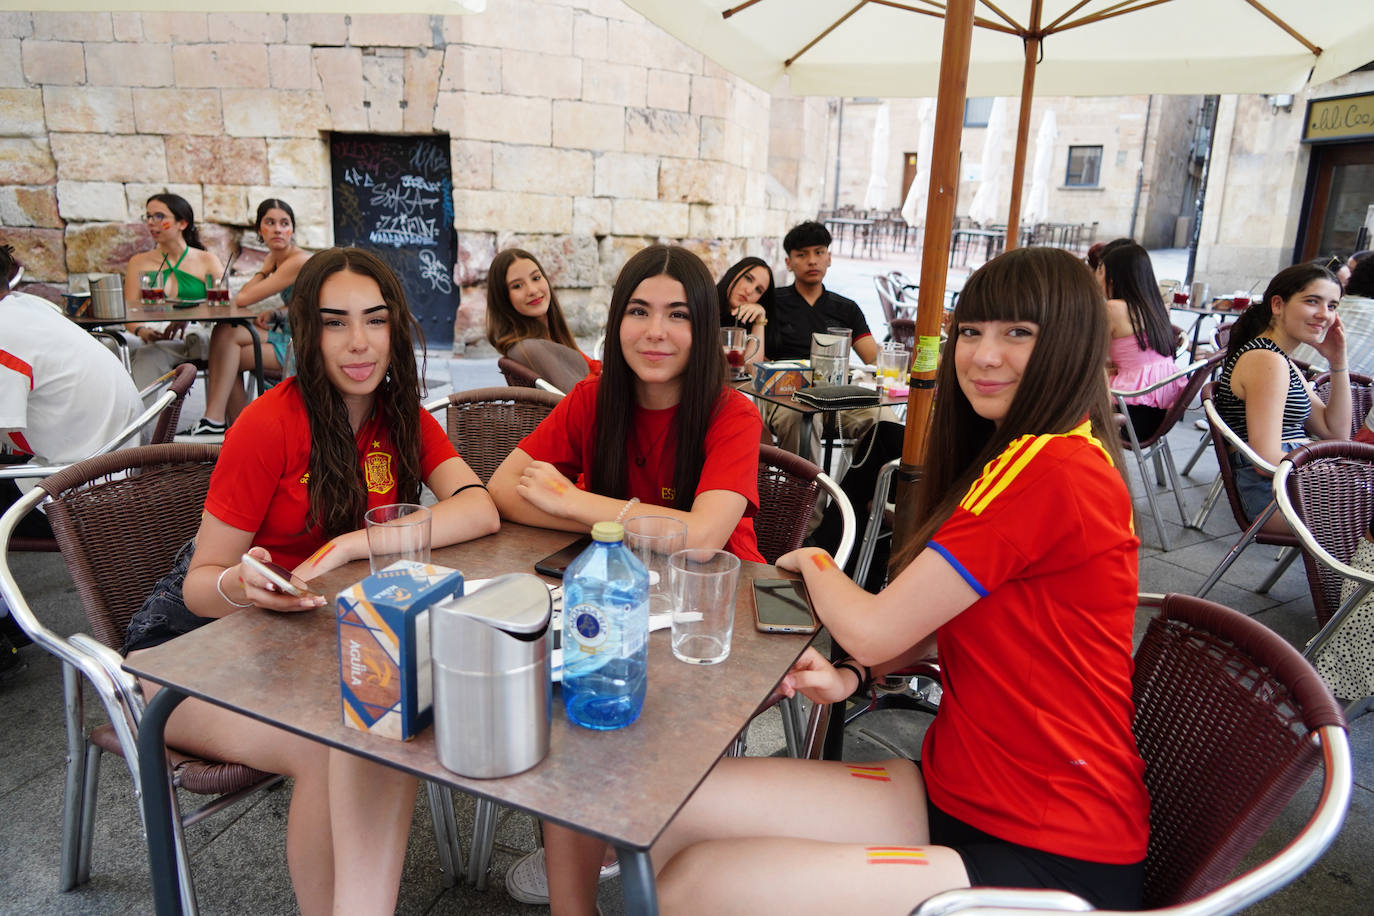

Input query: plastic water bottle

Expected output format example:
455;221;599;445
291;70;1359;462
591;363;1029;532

562;521;649;730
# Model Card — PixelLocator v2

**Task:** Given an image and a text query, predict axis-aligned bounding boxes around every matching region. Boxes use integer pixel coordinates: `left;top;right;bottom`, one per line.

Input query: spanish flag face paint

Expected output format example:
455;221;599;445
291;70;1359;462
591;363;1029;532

865;846;929;865
845;764;891;782
811;552;837;572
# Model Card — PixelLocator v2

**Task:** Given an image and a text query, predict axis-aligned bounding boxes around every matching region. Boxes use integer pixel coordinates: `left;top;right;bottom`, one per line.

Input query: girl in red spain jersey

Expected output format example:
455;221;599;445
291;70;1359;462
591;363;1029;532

124;248;499;915
650;247;1150;914
489;244;764;912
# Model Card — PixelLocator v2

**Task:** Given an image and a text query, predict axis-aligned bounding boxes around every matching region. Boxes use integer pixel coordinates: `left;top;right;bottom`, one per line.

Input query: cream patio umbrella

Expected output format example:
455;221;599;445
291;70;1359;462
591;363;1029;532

900;97;936;231
862;102;893;211
5;1;486;9
965;96;1008;227
625;2;1373;492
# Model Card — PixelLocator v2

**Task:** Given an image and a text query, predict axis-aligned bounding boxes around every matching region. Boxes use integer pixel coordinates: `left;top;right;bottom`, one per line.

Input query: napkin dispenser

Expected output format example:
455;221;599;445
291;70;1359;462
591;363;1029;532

431;574;552;778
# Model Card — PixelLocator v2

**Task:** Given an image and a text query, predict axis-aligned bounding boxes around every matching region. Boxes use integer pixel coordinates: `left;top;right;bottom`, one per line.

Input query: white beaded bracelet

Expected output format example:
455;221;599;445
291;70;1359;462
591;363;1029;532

216;566;253;608
615;497;640;525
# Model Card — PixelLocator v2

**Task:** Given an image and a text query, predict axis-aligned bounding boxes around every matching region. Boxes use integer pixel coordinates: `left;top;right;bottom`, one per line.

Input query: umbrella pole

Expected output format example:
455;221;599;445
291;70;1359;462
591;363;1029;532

892;0;975;569
1004;2;1042;252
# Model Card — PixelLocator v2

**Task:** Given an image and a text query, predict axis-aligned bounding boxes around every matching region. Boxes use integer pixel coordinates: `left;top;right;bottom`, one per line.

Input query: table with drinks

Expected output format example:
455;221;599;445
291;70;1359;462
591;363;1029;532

1165;281;1247;361
124;518;814;915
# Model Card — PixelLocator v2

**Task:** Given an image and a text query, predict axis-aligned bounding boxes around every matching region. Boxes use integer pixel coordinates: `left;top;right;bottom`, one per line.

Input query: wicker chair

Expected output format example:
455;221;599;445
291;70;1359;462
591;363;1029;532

1193;383;1300;598
1113;353;1222;551
497;356;543;390
1273;441;1374;707
0;445;281;911
1;362;198;553
1314;371;1373;437
507;338;591;396
913;593;1351;915
434;386;562;484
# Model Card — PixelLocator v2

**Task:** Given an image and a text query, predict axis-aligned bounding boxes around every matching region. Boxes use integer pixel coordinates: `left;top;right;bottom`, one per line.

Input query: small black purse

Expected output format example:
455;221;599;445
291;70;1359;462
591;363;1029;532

792;385;882;410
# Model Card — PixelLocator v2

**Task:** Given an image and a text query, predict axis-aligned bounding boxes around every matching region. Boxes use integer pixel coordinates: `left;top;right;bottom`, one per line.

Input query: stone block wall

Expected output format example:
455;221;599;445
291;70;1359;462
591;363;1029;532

0;4;823;349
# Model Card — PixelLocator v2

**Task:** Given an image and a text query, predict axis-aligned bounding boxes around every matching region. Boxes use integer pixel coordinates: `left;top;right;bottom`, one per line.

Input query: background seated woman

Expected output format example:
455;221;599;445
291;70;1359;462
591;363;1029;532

180;199;311;439
489;244;765;912
1213;262;1349;532
486;247;599;378
123;247;500;915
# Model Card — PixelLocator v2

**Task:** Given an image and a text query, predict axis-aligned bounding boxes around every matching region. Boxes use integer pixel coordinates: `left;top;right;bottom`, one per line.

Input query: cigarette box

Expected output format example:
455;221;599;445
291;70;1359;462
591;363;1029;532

336;561;464;740
752;360;812;396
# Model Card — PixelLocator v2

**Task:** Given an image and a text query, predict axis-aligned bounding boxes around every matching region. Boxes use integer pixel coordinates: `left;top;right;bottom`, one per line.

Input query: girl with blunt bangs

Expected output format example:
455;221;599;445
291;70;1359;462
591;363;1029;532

1213;262;1349;531
646;248;1151;916
485;247;598;372
490;245;764;913
122;246;499;915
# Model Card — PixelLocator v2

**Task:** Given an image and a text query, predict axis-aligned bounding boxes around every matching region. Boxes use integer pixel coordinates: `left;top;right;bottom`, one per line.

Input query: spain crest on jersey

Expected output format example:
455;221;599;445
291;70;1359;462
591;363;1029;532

364;451;394;494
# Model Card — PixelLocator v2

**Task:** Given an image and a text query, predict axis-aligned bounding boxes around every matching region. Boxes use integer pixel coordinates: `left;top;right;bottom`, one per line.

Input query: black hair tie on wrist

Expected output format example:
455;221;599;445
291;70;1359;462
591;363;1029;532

833;660;871;699
448;482;489;499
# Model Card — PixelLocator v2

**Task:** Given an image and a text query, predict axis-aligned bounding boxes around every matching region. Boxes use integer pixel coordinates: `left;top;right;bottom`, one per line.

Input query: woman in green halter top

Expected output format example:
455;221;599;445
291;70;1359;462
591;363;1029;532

122;193;224;313
179;199;312;440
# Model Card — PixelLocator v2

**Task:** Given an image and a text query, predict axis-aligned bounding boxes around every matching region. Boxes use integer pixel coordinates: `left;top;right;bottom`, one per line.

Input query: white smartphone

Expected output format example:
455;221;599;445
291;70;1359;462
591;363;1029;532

240;554;323;599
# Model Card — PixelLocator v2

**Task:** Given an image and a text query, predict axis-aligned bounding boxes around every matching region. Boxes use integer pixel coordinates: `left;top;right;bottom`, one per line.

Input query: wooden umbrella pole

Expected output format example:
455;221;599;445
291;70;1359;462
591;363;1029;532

1004;1;1042;252
891;0;976;567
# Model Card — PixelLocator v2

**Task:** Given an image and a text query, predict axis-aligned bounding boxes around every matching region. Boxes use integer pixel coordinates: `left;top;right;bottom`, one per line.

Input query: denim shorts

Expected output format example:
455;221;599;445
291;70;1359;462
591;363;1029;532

1230;442;1303;522
122;539;212;655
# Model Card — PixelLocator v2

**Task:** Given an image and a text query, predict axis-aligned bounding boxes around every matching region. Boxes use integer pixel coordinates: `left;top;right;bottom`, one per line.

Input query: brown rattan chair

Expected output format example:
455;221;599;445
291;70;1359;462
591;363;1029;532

437;386;562;484
1274;441;1374;706
1313;371;1373;437
497;356;550;391
913;592;1351;915
2;362;198;553
0;444;281;911
1193;383;1300;598
1113;352;1222;550
507;338;592;396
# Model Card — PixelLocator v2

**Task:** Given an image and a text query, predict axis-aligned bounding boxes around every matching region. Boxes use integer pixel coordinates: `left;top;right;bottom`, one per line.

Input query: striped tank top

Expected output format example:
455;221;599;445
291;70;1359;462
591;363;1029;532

1214;336;1309;442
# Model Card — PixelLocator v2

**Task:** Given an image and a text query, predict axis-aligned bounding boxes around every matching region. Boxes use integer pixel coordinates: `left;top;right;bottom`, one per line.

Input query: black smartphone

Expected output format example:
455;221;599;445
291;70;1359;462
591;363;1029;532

752;578;818;634
533;536;593;579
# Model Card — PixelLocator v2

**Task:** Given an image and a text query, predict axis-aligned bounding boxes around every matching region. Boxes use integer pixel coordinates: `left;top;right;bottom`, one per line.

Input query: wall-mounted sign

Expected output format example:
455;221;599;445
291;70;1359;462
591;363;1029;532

1303;91;1374;144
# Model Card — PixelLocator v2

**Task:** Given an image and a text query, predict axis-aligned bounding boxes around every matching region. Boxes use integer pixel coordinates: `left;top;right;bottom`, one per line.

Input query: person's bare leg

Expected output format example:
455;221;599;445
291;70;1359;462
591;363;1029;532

326;748;417;915
226;343;280;423
653;756;968;915
545;821;604;916
137;676;336;915
203;325;254;424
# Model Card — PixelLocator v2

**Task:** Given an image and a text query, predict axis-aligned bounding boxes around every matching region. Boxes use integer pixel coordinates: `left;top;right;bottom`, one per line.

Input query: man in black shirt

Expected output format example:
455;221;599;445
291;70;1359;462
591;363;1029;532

761;221;882;456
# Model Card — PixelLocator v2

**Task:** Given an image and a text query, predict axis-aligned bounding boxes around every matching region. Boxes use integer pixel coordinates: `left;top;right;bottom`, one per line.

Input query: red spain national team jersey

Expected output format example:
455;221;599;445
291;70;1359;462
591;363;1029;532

921;420;1150;864
205;379;458;570
519;376;764;563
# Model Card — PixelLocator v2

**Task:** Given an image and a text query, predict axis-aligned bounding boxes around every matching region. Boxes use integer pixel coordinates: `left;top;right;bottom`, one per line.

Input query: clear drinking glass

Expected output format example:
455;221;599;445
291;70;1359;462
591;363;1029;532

624;515;688;617
668;549;740;665
364;503;432;573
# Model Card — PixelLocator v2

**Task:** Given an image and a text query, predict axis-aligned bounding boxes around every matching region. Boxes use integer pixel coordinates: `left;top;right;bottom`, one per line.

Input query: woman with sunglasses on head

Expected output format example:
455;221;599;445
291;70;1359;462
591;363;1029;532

638;247;1150;915
123;247;500;915
489;244;765;913
122;193;224;348
180;199;311;439
1213;262;1349;533
1097;241;1186;441
716;256;774;373
486;247;600;374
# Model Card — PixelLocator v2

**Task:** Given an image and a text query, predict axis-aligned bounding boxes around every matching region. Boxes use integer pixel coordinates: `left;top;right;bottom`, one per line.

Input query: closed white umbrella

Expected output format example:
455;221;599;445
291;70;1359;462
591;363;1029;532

862;102;892;211
901;98;937;229
1023;109;1058;226
966;97;1007;227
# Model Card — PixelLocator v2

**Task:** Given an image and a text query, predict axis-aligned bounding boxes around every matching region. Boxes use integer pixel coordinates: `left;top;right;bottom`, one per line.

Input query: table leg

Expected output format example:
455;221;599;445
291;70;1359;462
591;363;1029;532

138;686;189;916
615;846;659;915
241;320;267;397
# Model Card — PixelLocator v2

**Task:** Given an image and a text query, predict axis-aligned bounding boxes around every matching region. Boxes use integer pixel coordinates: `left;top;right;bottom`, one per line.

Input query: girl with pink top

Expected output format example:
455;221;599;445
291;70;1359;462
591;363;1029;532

1097;241;1186;440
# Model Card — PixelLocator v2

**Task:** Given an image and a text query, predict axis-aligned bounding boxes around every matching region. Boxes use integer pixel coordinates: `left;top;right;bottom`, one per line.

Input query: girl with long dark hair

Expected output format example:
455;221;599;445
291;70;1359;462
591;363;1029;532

1213;262;1349;530
181;199;311;438
489;245;765;912
122;192;224;345
123;247;499;914
485;247;598;371
1099;241;1185;439
645;248;1151;914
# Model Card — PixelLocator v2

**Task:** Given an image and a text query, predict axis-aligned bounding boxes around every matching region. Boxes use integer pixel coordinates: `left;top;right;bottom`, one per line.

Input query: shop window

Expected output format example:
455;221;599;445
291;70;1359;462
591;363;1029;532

1066;145;1102;187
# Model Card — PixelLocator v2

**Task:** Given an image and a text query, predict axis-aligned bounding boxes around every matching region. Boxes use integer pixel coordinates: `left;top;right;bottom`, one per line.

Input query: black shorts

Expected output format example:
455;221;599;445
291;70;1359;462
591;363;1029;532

926;797;1144;911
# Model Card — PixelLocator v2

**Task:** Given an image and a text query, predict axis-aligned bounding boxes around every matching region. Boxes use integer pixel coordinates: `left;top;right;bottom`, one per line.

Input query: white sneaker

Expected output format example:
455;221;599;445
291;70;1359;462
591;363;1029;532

504;847;621;905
